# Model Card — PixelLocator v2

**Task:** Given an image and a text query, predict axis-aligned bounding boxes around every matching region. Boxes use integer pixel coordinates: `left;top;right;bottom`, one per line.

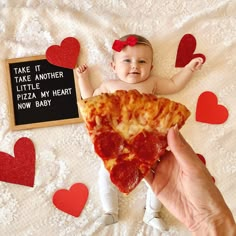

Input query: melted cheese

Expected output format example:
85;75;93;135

79;90;190;141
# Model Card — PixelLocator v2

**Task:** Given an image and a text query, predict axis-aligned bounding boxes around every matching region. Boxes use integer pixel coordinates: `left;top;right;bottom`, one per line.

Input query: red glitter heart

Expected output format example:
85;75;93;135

46;37;80;69
0;137;35;187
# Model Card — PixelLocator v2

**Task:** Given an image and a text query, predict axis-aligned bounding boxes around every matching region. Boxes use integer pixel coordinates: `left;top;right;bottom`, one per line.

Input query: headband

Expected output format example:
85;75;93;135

112;36;137;52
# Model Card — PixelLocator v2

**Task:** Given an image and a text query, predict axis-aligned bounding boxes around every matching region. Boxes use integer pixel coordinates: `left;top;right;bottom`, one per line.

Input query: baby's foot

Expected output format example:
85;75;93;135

97;213;118;226
143;211;167;232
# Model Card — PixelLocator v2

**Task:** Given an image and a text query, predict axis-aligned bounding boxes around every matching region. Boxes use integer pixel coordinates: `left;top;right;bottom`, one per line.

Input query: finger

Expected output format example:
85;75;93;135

198;57;204;63
197;64;203;69
194;57;203;63
83;64;88;71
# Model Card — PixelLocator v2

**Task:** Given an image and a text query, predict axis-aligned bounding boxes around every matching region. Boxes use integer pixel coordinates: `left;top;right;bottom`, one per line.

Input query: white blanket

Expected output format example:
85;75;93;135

0;1;235;235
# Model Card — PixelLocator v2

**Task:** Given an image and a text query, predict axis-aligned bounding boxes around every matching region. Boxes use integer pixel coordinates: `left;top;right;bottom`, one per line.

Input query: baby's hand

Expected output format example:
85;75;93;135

77;64;88;74
76;64;89;80
186;57;204;72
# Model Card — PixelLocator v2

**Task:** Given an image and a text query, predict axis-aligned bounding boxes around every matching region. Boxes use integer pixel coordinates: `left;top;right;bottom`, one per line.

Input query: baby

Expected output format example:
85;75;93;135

76;34;203;232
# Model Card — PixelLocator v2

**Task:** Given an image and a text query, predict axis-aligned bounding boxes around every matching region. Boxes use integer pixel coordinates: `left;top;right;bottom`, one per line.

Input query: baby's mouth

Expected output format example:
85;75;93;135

129;72;140;74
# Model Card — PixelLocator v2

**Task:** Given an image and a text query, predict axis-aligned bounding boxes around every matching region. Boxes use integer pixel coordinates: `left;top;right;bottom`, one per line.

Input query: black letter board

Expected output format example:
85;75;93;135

5;55;83;130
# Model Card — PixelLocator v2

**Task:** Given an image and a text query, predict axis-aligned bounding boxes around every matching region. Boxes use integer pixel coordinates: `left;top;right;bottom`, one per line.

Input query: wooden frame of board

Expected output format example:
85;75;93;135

5;55;83;131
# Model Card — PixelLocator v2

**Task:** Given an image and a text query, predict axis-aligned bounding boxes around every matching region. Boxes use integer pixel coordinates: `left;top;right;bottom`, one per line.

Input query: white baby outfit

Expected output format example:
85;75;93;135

98;164;167;232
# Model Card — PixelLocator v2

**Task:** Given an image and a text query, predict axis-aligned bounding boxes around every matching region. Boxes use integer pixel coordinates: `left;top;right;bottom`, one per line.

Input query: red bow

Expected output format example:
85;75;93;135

112;36;138;52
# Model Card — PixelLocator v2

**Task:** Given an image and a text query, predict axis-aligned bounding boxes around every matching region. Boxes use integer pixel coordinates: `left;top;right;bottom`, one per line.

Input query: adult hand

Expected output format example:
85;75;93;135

145;127;236;235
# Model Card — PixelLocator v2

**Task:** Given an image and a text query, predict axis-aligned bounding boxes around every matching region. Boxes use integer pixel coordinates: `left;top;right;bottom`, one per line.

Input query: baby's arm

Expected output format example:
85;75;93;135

76;64;94;99
155;57;204;94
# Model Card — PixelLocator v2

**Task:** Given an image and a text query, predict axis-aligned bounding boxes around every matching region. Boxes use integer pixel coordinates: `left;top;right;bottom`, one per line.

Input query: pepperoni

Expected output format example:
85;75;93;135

132;131;167;164
94;132;124;159
110;160;141;194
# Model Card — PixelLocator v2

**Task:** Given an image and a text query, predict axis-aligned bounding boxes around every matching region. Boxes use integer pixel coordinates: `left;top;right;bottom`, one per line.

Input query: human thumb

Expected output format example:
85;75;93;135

167;126;200;168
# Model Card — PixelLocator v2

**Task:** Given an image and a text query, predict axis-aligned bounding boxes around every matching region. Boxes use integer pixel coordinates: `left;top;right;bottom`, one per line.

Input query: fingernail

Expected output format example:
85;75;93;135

174;124;179;135
173;124;185;144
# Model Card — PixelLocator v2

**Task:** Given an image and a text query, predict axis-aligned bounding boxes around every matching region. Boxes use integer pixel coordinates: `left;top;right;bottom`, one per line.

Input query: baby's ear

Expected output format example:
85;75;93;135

150;65;154;70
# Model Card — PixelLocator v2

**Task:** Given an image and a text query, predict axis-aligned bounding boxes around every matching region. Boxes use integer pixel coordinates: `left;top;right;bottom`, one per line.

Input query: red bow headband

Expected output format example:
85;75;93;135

112;36;138;52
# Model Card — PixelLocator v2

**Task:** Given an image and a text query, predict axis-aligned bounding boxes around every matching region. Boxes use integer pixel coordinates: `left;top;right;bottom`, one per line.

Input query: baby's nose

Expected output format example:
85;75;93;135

131;62;138;68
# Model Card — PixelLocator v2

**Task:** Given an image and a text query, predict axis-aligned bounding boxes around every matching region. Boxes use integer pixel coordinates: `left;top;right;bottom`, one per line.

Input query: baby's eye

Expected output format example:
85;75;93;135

123;59;131;62
139;60;146;63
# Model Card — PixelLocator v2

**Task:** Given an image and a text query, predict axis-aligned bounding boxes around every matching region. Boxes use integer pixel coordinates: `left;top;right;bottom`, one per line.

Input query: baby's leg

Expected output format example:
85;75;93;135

145;187;162;212
98;163;118;225
143;185;167;232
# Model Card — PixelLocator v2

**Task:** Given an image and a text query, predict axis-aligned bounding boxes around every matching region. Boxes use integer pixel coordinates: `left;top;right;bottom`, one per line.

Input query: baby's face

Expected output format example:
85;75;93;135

111;44;153;84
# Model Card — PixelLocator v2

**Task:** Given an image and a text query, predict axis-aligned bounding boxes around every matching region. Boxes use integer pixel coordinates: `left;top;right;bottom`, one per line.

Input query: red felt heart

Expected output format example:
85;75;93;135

197;153;206;165
196;91;229;124
196;153;215;183
53;183;89;217
0;137;35;187
46;37;80;69
175;34;206;67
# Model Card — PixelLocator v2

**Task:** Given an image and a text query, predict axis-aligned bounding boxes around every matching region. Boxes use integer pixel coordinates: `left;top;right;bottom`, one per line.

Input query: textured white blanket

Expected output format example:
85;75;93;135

0;1;236;235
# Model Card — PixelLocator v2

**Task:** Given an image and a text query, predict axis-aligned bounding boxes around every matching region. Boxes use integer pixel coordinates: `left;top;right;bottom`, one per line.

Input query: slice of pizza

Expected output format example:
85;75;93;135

78;90;190;194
